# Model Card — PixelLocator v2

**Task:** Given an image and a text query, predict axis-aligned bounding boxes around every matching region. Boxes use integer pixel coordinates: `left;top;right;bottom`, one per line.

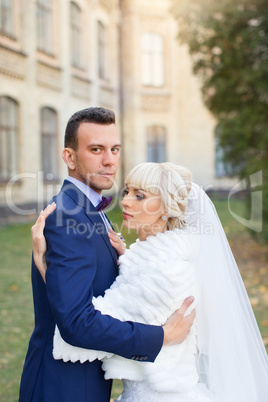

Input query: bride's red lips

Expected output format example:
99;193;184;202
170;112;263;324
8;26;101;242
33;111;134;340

123;211;133;219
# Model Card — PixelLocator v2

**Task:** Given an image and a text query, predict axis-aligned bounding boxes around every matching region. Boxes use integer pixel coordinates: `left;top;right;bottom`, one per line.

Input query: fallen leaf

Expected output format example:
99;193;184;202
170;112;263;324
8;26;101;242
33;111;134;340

249;297;259;306
259;285;267;293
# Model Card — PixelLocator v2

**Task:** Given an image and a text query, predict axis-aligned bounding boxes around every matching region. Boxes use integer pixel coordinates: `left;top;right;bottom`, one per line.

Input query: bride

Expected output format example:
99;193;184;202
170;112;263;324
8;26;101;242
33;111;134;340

32;162;268;401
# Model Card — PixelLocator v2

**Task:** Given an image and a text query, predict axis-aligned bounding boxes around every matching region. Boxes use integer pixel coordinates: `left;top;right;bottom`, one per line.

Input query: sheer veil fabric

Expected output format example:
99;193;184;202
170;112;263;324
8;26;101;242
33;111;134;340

185;183;268;401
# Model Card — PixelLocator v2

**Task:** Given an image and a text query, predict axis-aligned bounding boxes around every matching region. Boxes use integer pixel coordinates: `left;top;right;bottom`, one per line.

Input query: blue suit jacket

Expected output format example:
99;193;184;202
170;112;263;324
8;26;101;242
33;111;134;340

19;180;163;402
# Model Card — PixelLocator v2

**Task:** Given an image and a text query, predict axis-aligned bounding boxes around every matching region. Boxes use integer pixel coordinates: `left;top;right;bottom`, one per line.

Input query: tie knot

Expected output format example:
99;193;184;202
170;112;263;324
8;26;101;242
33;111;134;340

96;196;112;211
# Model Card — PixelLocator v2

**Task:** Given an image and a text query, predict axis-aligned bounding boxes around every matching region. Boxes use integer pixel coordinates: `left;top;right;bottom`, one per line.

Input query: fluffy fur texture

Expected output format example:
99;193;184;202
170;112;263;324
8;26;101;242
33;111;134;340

53;229;199;393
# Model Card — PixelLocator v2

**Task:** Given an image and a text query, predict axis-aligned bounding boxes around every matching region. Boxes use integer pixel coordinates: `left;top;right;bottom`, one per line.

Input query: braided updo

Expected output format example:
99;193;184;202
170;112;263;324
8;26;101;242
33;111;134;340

125;162;192;230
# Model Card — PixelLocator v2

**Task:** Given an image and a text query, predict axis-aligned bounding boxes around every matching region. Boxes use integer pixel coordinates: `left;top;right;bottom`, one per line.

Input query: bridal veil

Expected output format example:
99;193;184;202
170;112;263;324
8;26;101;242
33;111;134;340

185;183;268;401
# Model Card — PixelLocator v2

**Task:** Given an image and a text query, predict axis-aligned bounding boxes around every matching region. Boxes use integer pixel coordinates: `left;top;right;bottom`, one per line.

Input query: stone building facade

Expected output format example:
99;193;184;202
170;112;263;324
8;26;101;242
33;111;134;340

0;0;229;217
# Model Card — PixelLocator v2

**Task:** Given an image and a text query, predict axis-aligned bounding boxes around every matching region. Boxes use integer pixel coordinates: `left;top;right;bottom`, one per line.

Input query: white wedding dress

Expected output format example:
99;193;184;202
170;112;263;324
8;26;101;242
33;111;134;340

115;380;213;402
53;229;214;401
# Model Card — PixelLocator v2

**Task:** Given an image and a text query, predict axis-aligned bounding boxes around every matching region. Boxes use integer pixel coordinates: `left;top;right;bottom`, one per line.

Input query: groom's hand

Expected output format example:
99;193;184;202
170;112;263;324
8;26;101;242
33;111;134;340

162;297;195;346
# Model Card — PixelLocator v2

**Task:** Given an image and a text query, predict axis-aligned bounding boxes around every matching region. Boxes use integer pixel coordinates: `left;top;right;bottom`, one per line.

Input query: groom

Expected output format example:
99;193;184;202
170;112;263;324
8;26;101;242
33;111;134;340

19;107;195;401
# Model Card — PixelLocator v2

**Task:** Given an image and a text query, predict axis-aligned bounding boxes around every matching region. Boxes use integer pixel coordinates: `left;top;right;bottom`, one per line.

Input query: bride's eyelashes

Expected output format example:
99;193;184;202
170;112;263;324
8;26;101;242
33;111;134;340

121;187;128;198
135;193;145;200
121;187;146;201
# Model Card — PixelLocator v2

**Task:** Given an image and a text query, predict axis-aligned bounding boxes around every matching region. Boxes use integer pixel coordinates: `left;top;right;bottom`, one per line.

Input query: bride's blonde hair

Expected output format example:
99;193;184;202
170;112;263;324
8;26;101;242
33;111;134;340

125;162;192;230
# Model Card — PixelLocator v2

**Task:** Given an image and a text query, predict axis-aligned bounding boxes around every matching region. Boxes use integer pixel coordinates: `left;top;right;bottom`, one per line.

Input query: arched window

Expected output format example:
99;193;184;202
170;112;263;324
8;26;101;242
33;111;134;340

0;96;18;181
70;2;82;67
141;32;164;87
0;0;13;36
36;0;52;53
147;126;166;162
41;107;58;181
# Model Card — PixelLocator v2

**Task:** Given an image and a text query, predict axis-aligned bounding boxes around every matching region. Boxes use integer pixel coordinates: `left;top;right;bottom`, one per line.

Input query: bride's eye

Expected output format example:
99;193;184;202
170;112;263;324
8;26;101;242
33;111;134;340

136;193;145;200
121;188;129;197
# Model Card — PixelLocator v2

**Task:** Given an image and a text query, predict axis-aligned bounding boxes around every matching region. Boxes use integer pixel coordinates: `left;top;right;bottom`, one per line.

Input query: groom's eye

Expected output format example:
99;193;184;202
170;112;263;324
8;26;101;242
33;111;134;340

91;147;101;153
111;147;120;154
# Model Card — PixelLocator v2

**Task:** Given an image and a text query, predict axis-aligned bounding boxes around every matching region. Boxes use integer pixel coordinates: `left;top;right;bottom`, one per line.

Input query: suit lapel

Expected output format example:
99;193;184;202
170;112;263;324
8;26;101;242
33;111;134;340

104;213;115;231
61;180;119;274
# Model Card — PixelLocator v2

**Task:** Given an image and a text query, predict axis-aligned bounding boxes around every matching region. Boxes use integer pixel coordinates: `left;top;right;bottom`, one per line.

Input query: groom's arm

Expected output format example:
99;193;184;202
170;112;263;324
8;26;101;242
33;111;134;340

44;207;164;362
43;204;195;362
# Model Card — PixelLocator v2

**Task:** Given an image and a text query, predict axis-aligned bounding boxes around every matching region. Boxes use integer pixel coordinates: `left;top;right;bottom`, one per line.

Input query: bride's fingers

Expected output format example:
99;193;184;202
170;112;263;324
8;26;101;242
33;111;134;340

31;203;56;236
108;228;117;236
108;232;120;242
108;231;118;238
42;202;56;218
109;238;117;247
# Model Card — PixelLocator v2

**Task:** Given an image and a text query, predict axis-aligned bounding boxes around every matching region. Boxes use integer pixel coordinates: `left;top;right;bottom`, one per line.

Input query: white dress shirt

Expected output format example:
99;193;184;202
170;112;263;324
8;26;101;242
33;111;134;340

66;175;112;232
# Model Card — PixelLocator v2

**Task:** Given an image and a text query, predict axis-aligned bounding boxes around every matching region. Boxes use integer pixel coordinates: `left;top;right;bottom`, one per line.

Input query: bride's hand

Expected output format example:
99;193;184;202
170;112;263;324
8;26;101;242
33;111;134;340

108;229;126;256
31;202;56;283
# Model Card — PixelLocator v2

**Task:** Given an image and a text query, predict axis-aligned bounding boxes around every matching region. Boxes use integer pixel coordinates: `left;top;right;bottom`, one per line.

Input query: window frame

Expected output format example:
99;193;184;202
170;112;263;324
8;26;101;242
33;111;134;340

141;32;164;87
0;0;14;37
147;125;167;163
36;0;53;54
0;96;19;183
40;107;59;183
70;1;82;68
97;20;106;79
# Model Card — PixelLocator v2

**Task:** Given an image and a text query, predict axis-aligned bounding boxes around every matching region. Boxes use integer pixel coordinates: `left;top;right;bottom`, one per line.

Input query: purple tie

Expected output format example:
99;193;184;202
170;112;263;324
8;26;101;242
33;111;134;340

96;196;112;211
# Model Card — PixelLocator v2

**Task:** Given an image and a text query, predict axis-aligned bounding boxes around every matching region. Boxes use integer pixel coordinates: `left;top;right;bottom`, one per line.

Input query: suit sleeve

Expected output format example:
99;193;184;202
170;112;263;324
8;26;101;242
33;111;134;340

44;208;164;363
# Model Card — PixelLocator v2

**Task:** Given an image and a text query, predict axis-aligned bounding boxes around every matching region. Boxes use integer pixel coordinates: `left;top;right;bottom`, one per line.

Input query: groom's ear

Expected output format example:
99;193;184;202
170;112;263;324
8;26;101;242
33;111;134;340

62;148;76;171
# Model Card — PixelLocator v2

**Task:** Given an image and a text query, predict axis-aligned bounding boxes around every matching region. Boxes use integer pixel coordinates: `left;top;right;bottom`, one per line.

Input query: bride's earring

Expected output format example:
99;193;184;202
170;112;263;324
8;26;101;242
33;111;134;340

161;215;168;221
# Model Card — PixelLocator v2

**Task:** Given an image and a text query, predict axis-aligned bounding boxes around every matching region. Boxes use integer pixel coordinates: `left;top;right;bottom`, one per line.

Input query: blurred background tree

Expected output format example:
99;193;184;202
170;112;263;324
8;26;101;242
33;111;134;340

172;0;268;242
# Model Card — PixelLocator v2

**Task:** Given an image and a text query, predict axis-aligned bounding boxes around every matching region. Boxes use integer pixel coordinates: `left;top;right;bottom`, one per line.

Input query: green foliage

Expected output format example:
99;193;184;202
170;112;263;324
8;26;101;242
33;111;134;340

172;0;268;241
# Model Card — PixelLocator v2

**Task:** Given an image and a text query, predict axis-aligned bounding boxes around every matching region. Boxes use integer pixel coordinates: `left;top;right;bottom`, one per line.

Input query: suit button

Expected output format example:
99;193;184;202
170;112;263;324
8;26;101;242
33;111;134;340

143;356;148;361
131;356;136;360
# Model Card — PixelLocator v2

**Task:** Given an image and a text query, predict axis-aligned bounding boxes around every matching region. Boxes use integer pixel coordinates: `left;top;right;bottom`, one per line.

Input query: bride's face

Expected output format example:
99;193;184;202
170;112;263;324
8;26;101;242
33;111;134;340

121;185;167;240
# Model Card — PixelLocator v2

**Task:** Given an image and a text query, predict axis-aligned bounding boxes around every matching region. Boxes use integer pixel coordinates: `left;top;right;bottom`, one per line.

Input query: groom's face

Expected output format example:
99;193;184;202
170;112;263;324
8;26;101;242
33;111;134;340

67;122;121;194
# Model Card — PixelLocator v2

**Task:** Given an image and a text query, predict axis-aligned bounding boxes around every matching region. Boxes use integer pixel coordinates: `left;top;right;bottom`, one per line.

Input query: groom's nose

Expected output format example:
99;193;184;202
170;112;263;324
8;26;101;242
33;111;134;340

102;150;116;166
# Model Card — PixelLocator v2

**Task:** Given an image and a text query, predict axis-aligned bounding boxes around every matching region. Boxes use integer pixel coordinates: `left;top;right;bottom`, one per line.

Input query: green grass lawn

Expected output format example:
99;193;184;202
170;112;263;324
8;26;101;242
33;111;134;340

0;223;34;401
0;198;267;401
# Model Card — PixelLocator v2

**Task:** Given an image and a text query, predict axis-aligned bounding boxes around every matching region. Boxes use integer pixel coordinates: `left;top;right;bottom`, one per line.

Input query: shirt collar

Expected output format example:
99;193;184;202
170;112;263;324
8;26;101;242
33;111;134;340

66;176;102;207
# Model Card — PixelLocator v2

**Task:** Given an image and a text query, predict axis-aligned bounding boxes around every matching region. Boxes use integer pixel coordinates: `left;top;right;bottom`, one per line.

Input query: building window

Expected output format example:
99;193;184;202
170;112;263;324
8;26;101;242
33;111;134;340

141;32;164;87
41;107;58;182
36;0;52;53
0;0;13;36
0;96;18;181
215;133;236;177
98;21;106;79
70;2;82;67
215;137;227;177
147;126;166;162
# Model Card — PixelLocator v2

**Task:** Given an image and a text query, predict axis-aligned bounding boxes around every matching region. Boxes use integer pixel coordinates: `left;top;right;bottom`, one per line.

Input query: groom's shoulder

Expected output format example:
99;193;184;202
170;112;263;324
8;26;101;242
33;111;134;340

54;180;84;208
45;180;87;227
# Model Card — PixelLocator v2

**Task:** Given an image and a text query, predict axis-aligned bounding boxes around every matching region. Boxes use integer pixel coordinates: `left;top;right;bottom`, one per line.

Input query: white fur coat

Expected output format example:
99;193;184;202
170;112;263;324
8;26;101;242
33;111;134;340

53;229;200;393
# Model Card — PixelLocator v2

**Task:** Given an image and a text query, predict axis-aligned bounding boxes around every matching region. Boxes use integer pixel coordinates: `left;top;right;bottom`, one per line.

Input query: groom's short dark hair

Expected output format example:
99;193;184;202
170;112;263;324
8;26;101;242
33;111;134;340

64;107;116;150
